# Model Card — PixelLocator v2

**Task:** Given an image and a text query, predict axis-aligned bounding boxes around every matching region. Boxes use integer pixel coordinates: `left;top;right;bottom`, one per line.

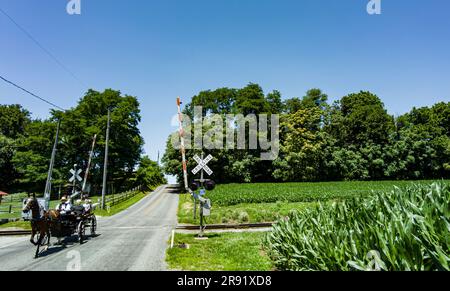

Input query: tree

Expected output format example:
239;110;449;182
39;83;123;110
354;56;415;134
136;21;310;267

284;97;302;114
266;90;284;114
12;120;60;192
133;156;166;190
0;135;16;190
56;89;144;192
186;88;237;116
273;106;325;181
301;89;328;110
328;91;394;147
0;105;30;139
235;83;270;115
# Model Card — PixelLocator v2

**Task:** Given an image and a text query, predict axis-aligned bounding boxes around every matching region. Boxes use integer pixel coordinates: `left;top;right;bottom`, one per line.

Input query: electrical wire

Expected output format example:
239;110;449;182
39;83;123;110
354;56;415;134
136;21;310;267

0;75;66;111
0;6;86;87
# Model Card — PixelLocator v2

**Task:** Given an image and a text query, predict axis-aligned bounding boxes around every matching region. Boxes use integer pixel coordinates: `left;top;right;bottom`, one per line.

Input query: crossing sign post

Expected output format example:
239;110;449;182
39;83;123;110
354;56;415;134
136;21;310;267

69;164;83;195
192;154;213;178
191;153;215;238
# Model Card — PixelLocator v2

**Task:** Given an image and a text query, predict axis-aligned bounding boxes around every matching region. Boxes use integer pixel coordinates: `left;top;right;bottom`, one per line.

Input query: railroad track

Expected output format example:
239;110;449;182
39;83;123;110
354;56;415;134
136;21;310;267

176;222;274;231
0;230;32;236
0;223;273;236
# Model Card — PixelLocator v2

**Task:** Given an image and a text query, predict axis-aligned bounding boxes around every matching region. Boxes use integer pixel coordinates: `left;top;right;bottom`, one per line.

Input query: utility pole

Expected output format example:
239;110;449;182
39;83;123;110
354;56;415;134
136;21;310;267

101;108;111;210
44;119;61;211
82;134;97;194
72;164;78;195
177;97;190;192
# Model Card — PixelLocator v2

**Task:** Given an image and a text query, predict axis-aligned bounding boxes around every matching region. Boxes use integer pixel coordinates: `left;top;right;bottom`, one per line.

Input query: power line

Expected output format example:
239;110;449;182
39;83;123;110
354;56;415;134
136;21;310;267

0;6;86;87
0;75;66;111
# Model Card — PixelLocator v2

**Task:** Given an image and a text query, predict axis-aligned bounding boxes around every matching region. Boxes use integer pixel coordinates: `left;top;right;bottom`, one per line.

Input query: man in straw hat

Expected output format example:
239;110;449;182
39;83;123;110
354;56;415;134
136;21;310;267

56;195;72;216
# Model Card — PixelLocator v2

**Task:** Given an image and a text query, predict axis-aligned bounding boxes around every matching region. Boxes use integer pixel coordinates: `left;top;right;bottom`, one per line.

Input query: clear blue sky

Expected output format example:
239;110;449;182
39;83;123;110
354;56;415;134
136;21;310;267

1;0;450;162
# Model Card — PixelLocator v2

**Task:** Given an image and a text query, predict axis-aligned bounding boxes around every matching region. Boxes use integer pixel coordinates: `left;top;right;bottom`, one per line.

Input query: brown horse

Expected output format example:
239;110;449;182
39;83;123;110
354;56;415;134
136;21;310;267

22;196;56;257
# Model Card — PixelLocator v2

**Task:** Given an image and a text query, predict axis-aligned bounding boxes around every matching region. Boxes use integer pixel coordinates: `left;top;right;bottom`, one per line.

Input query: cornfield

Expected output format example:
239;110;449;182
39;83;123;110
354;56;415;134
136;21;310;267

207;180;445;206
264;182;450;271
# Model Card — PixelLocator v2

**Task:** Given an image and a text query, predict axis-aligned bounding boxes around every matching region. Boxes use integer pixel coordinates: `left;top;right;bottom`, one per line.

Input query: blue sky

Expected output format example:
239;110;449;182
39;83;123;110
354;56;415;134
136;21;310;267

1;0;450;162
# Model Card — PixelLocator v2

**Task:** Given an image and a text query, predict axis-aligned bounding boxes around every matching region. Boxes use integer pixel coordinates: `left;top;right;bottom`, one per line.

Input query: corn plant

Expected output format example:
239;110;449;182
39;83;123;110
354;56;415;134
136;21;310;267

264;182;450;271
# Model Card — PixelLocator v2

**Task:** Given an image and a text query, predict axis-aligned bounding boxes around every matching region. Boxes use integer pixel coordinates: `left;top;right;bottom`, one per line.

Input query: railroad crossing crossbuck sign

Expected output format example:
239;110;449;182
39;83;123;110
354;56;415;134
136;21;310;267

69;166;83;183
192;154;213;176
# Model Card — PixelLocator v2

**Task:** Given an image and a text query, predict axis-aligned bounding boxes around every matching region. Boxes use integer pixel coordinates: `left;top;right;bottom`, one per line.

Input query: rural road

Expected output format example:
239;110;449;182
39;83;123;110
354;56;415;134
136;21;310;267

0;185;179;271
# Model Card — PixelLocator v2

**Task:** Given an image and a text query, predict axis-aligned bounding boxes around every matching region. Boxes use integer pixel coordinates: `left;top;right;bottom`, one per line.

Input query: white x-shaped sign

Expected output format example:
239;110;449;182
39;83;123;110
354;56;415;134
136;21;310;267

192;154;213;176
69;168;83;182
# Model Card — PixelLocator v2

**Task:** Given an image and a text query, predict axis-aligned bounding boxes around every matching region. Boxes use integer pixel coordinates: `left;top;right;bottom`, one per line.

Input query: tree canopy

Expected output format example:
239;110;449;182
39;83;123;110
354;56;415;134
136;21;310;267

1;89;163;196
163;84;450;186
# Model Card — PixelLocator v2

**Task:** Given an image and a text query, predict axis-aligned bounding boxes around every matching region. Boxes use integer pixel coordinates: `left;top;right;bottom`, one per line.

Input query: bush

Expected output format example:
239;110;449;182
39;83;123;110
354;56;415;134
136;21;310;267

264;182;450;271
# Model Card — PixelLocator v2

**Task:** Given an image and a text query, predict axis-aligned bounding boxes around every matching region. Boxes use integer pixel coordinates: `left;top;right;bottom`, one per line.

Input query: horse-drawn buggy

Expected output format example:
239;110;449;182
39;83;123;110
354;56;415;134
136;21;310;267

22;193;97;258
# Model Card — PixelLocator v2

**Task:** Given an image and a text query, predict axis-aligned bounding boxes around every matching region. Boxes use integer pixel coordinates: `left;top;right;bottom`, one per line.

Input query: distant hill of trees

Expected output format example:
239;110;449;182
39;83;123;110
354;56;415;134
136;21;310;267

0;89;165;194
163;84;450;184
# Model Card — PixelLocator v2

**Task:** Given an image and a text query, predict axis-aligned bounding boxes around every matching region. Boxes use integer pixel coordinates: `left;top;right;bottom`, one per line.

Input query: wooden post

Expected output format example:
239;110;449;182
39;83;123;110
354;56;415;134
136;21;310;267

101;107;111;210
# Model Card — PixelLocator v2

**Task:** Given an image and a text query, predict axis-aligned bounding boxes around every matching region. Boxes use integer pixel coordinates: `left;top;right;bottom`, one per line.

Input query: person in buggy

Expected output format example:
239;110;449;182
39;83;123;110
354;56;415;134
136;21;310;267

55;195;73;220
75;194;92;215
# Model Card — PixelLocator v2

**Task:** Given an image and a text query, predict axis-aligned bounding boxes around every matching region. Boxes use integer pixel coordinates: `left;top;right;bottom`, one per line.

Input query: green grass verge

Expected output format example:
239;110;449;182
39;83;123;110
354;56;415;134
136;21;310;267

0;192;149;228
167;232;273;271
94;192;147;217
0;220;31;230
178;194;315;225
0;200;59;220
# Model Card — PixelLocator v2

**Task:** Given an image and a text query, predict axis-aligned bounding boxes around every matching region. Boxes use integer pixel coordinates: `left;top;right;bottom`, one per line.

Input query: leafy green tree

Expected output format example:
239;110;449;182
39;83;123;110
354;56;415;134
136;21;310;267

56;89;144;192
186;88;237;116
301;89;329;110
284;97;302;114
235;83;270;115
328;91;394;147
12;120;60;192
273;107;324;181
133;156;166;190
0;104;30;139
0;135;16;189
266;90;284;114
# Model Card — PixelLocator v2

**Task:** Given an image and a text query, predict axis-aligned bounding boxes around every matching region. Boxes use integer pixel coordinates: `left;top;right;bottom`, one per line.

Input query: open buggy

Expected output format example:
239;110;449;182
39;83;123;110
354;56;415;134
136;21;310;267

22;196;97;258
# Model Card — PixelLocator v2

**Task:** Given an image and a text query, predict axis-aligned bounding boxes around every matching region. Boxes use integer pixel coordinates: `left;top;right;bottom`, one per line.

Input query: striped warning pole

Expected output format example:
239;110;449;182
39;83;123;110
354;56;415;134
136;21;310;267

177;97;190;192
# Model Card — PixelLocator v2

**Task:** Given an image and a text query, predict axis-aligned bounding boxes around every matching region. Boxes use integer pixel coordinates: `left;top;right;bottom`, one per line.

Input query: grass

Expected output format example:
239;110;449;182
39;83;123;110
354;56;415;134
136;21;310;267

0;192;149;229
0;220;31;230
207;180;448;206
94;192;147;217
178;194;316;225
166;232;273;271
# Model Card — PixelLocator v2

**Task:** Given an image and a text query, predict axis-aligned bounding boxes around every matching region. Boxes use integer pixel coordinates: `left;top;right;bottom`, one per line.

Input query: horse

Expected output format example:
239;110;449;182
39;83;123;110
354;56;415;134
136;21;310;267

22;196;56;257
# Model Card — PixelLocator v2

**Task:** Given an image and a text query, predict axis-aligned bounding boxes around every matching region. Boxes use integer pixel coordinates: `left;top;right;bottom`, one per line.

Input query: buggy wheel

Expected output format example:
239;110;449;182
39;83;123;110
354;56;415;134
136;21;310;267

35;232;49;259
90;215;97;236
77;221;85;244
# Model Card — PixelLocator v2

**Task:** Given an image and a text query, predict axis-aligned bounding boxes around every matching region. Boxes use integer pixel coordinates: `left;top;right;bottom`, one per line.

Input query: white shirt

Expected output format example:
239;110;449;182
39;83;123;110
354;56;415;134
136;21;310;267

56;202;72;214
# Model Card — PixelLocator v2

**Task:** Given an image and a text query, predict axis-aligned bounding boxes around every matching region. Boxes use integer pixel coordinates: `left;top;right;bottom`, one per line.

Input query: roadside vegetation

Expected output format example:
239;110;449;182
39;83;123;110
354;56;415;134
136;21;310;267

177;180;448;225
265;182;450;271
94;191;148;217
178;194;316;225
164;85;450;185
167;232;273;271
0;91;165;197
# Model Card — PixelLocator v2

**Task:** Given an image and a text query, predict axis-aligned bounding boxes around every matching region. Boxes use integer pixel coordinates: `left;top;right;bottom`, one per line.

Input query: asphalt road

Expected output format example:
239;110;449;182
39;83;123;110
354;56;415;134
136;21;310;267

0;185;179;271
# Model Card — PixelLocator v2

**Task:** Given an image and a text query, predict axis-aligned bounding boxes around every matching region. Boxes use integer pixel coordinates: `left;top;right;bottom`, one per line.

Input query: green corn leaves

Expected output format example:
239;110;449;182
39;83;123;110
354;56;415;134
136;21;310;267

264;182;450;271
